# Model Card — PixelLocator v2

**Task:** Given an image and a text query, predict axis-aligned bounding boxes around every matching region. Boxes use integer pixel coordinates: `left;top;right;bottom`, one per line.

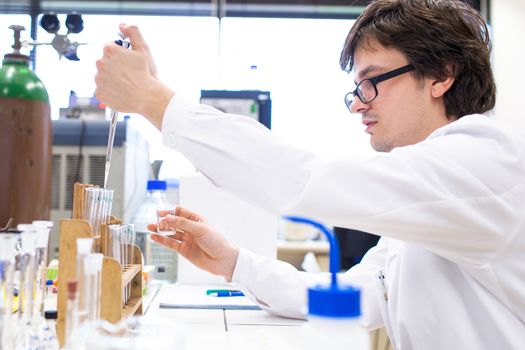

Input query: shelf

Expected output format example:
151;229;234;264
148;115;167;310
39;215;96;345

122;264;141;289
123;297;143;319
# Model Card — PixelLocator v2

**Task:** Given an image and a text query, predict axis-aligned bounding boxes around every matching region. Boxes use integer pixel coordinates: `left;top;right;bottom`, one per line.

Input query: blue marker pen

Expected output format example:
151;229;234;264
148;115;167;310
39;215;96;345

207;290;245;297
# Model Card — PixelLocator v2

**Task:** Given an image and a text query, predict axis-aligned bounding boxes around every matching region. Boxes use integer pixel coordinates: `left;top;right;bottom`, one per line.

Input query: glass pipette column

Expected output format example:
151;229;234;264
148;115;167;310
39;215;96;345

104;109;118;189
104;34;130;189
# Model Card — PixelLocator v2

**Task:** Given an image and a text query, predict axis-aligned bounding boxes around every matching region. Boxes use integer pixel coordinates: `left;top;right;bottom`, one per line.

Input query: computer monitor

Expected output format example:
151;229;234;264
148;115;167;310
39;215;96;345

200;90;271;130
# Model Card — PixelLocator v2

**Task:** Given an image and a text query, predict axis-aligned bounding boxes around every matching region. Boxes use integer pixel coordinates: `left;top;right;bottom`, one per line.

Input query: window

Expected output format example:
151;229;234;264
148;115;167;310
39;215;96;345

29;15;374;177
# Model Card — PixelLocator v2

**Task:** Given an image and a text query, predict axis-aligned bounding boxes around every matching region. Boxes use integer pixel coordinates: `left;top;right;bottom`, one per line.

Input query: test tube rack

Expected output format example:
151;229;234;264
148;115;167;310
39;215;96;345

56;184;143;347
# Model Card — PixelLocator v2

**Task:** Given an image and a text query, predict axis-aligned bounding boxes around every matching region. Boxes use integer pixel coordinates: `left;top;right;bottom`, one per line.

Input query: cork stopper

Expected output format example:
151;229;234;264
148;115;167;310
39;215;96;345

67;280;78;300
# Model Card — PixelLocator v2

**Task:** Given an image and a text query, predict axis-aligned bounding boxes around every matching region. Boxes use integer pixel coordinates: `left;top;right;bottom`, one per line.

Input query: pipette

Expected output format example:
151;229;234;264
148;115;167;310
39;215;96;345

104;33;131;189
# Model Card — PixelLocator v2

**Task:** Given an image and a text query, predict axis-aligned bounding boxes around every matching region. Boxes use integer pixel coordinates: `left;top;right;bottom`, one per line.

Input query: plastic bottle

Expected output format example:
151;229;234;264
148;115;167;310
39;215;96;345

285;216;370;350
304;285;369;349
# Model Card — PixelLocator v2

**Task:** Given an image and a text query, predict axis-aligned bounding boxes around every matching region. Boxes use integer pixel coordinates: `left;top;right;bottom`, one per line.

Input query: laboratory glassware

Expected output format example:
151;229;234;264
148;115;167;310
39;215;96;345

76;238;93;323
32;221;53;318
0;234;19;350
64;280;79;348
285;216;370;350
104;33;130;189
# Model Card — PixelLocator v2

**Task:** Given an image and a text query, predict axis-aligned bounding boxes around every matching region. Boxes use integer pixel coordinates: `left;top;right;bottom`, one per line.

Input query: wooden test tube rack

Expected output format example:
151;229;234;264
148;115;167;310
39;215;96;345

56;207;143;346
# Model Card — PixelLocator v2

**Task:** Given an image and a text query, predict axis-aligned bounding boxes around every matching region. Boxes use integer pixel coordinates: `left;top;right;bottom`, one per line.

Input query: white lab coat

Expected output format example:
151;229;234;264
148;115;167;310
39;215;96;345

161;95;525;349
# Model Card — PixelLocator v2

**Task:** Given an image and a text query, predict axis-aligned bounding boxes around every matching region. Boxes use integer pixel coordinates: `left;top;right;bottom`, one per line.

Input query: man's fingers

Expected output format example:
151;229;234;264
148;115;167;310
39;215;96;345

119;24;147;51
174;206;205;223
150;233;181;252
157;208;176;218
164;215;207;234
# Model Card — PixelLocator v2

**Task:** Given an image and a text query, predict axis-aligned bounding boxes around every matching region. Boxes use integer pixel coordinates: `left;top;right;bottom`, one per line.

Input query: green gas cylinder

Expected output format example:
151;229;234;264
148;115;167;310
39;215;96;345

0;25;52;227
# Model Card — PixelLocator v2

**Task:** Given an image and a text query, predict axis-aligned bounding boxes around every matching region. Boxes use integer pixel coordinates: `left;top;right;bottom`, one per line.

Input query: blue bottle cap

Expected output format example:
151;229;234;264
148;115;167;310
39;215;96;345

308;284;361;318
147;180;167;191
284;216;362;319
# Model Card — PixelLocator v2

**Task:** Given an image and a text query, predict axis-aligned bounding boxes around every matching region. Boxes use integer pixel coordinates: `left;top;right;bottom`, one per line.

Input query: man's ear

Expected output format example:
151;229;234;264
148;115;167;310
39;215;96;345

431;66;455;98
431;76;455;98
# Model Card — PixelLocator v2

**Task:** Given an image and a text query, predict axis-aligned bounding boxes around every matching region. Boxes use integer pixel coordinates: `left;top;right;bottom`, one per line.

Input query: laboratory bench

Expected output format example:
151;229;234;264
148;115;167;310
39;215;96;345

141;283;392;350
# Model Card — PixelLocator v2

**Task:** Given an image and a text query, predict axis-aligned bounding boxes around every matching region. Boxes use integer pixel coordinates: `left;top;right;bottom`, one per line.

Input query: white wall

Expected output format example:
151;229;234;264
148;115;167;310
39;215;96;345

491;0;525;130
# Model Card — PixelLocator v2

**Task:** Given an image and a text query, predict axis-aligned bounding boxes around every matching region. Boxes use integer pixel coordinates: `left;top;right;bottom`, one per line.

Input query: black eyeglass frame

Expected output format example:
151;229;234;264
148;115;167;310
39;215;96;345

344;64;415;110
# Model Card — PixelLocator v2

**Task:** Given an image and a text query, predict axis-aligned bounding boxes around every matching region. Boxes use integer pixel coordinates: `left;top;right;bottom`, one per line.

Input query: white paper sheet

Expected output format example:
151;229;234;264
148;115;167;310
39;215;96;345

157;284;261;310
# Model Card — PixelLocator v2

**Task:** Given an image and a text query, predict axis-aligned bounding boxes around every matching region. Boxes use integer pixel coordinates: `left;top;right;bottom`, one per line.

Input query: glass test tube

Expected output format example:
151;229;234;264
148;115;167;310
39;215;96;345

84;253;103;322
64;280;79;348
76;238;93;324
32;221;52;318
84;187;96;227
0;234;19;348
18;225;37;323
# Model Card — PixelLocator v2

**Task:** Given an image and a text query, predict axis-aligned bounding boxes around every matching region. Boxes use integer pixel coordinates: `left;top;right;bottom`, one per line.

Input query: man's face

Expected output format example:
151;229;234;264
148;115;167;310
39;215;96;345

350;39;451;152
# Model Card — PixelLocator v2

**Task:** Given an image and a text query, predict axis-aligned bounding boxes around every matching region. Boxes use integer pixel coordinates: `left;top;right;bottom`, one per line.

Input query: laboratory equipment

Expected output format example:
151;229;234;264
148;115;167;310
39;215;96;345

38;12;86;61
41;311;60;350
64;280;79;348
49;118;150;260
104;33;131;189
32;220;53;318
56;185;144;347
156;208;174;236
18;225;38;323
285;216;369;350
132;180;175;280
76;238;93;323
84;254;104;322
0;25;52;228
200;90;271;129
0;234;19;350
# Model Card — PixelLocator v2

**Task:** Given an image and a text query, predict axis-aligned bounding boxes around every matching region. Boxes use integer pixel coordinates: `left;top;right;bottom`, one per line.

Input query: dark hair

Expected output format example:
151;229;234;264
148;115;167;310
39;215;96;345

340;0;496;119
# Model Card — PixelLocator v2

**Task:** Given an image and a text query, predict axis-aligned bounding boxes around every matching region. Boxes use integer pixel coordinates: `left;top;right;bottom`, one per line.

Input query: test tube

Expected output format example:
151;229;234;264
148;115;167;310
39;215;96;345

18;224;37;323
84;253;103;322
107;225;121;263
76;238;93;324
83;187;96;227
64;280;79;348
122;224;135;304
32;221;53;318
0;234;19;347
103;189;114;225
92;253;104;320
93;188;104;235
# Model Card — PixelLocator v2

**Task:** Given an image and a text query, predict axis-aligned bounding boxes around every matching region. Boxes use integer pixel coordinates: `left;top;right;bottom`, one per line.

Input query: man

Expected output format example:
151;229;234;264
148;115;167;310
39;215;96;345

95;0;525;348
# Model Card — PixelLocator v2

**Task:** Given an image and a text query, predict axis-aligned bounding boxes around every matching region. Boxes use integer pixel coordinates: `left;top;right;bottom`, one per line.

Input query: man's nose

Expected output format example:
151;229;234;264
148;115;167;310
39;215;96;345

350;95;370;114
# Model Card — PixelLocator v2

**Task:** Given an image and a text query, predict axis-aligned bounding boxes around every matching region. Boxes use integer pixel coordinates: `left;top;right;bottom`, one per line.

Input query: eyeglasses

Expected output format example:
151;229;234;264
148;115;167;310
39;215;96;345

344;64;415;110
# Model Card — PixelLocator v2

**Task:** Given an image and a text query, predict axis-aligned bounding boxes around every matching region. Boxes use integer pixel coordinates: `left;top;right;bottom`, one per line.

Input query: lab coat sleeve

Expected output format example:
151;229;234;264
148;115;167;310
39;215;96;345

162;94;319;213
162;95;524;265
231;239;388;329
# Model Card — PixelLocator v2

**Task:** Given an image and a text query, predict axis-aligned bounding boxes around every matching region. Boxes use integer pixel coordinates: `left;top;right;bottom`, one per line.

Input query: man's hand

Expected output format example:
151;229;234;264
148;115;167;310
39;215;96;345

94;24;174;130
148;206;240;280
